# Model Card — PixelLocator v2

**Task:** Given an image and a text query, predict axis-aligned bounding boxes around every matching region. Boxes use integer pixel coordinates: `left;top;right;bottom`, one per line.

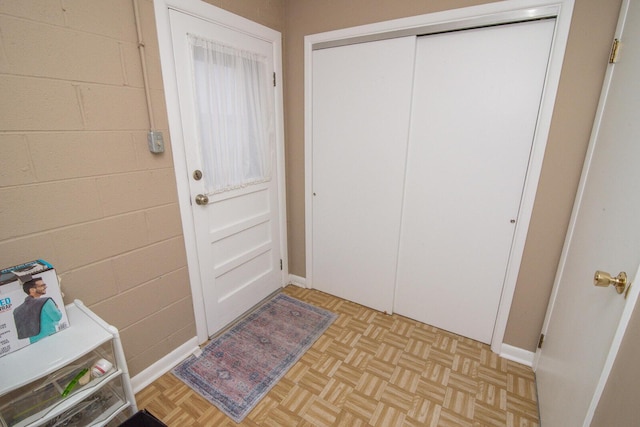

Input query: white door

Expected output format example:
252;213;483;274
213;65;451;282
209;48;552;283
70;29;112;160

536;1;640;424
311;37;416;313
169;10;283;336
394;20;556;344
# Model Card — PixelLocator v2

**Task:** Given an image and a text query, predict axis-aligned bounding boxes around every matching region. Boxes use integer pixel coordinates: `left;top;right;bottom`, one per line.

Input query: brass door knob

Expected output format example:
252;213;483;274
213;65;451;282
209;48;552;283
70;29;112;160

594;270;627;294
195;194;209;206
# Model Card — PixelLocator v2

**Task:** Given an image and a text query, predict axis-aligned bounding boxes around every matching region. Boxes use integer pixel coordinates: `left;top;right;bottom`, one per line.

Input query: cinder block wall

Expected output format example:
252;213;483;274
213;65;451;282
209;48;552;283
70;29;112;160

0;0;195;376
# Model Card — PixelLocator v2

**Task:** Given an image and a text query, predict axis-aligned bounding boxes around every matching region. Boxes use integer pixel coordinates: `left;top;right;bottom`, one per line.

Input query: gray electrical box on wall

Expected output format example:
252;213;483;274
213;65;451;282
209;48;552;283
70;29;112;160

148;130;165;153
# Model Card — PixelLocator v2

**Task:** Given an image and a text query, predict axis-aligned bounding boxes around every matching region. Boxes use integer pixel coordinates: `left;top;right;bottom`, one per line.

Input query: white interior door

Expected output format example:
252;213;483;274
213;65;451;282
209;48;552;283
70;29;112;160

394;20;556;344
169;10;283;336
311;37;416;313
535;1;640;424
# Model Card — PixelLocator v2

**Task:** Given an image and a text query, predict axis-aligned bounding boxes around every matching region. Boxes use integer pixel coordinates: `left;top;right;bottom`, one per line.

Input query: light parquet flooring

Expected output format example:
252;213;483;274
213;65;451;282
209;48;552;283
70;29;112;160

135;285;539;426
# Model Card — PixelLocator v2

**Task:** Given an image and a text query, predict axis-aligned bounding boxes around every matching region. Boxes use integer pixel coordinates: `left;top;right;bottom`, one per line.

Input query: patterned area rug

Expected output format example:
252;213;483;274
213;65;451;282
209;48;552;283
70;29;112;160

172;293;337;423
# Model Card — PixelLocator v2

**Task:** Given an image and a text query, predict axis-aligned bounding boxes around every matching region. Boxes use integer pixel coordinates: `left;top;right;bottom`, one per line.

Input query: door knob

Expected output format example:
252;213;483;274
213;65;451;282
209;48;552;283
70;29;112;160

594;270;627;294
195;194;209;205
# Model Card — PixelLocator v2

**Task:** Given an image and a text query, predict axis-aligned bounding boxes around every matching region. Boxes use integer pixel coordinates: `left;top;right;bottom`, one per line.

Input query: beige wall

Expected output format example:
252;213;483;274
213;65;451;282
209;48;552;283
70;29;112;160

1;0;639;422
0;0;196;376
0;0;285;377
0;0;633;411
507;0;622;349
283;0;622;352
202;0;285;32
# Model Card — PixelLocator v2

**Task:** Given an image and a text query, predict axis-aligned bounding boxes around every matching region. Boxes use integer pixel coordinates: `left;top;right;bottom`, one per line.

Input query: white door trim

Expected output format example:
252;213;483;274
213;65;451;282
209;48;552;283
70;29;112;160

304;0;574;353
534;1;635;424
154;0;288;344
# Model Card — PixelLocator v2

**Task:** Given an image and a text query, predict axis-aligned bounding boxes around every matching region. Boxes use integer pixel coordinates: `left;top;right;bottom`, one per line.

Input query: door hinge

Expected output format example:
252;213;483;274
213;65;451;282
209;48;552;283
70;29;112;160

273;72;276;87
280;259;283;270
538;333;545;349
609;38;620;64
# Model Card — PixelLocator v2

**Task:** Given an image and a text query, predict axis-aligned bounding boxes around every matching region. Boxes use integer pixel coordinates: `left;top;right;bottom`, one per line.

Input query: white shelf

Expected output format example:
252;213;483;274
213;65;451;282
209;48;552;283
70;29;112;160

0;302;112;395
11;370;122;427
0;300;137;427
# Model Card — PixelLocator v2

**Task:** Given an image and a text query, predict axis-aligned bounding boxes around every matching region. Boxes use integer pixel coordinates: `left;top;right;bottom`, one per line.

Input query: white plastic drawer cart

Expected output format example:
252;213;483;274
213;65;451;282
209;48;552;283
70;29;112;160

0;300;137;426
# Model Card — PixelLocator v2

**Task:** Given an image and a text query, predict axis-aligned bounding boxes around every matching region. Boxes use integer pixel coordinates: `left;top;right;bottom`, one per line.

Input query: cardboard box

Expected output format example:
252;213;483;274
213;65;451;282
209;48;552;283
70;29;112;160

0;260;69;358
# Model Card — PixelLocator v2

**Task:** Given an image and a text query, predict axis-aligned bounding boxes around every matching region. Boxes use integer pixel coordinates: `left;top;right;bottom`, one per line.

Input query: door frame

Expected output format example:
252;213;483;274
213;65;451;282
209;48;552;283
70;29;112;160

534;1;638;423
154;0;288;344
304;0;574;354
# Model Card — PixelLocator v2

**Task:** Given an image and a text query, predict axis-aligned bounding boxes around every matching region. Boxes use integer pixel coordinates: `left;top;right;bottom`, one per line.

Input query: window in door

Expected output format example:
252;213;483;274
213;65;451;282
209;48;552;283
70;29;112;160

189;35;274;194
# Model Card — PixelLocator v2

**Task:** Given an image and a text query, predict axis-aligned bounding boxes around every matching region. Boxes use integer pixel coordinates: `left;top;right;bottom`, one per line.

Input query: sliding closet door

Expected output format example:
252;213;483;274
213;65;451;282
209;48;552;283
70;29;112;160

394;19;556;343
311;37;415;313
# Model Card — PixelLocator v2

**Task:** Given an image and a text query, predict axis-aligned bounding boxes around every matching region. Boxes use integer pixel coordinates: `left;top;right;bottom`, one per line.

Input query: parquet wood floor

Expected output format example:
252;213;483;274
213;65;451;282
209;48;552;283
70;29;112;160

135;285;539;426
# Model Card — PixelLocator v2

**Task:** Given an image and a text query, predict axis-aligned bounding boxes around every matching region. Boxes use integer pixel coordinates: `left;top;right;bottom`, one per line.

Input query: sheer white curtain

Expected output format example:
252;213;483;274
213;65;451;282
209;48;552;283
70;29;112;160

189;35;273;194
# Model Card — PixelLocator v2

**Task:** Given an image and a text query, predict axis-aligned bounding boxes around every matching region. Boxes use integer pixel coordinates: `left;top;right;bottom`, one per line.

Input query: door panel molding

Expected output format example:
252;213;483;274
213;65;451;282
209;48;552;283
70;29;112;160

305;0;575;352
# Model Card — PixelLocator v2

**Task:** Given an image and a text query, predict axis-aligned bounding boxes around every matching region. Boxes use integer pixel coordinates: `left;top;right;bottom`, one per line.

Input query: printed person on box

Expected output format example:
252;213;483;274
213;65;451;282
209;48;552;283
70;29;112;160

12;277;62;343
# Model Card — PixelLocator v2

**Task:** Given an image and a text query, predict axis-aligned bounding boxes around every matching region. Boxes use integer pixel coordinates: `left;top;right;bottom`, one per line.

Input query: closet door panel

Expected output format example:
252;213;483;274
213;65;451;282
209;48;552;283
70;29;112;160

394;20;556;343
311;37;415;313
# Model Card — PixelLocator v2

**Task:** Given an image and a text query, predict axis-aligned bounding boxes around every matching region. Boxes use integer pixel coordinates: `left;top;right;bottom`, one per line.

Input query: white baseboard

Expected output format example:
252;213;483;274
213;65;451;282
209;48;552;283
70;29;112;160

132;276;307;394
130;336;199;393
285;276;534;369
130;312;532;399
500;344;535;367
288;274;307;288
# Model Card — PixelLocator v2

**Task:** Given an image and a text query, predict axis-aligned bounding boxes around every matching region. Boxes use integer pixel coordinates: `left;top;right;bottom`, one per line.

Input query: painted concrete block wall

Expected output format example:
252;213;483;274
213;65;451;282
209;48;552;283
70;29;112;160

0;0;195;376
3;0;628;403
